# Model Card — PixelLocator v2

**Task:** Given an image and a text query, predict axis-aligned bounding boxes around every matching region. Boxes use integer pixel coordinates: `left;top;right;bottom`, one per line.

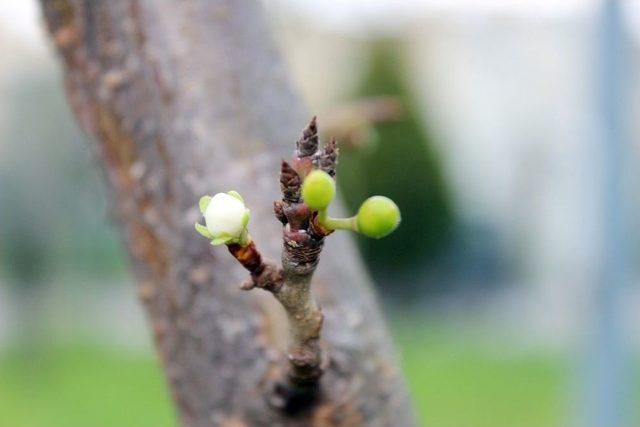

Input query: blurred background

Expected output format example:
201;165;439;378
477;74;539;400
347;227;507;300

1;0;639;426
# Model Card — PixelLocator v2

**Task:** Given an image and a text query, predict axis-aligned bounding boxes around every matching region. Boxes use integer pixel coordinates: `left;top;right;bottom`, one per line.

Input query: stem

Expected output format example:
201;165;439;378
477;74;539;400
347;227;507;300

229;232;324;412
277;227;324;401
318;210;358;232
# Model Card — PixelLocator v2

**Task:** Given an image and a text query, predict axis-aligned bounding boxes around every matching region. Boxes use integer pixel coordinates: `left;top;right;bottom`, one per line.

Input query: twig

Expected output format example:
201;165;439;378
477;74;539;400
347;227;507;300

321;96;404;149
226;118;337;412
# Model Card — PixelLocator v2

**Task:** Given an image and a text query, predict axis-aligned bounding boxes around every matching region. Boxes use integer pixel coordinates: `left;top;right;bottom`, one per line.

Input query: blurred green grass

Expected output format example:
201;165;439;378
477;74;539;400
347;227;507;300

0;326;636;427
395;327;570;427
0;345;175;427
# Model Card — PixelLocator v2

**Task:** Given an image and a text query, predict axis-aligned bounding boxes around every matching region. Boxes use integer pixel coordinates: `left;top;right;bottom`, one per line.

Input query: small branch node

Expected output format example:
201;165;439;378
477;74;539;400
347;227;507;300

273;200;287;224
314;138;339;177
280;160;301;203
295;116;319;158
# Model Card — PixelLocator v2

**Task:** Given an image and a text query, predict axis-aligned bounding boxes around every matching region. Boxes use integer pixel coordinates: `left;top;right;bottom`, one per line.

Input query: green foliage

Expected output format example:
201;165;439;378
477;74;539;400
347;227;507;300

0;180;49;285
338;39;454;281
0;72;126;283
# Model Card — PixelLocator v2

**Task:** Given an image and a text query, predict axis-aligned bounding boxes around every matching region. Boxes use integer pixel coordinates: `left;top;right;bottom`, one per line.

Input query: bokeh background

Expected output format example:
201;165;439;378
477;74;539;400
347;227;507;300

1;1;639;426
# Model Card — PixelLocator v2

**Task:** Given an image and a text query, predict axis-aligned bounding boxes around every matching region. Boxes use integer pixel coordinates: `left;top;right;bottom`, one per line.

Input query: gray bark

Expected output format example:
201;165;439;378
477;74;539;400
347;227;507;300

40;1;416;426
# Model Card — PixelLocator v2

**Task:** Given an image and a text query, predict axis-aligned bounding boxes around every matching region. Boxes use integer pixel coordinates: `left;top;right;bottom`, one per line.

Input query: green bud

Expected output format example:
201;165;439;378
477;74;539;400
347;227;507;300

301;170;336;211
356;196;401;239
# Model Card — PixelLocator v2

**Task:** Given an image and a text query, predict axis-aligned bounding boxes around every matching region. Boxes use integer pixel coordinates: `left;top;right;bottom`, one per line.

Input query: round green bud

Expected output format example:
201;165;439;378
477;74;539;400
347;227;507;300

301;170;336;211
356;196;401;239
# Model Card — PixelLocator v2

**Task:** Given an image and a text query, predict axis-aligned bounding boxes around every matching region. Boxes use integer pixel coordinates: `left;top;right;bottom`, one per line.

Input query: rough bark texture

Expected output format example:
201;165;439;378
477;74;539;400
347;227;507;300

40;1;416;426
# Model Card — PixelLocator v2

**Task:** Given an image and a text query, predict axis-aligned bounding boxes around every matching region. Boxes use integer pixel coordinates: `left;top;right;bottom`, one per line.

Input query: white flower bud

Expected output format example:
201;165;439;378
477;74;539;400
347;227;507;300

195;191;250;246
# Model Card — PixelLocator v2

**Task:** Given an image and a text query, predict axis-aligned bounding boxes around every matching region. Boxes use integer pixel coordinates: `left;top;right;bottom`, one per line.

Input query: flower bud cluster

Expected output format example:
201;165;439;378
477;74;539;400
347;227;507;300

300;169;400;239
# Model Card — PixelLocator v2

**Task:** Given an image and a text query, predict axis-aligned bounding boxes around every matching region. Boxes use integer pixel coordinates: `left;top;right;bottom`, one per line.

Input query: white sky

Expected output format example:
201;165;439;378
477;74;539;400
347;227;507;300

1;0;640;47
278;0;596;26
0;0;42;43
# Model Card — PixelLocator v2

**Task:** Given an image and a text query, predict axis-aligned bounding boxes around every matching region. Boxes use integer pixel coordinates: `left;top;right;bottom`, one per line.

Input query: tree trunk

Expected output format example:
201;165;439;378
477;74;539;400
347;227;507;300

40;1;416;426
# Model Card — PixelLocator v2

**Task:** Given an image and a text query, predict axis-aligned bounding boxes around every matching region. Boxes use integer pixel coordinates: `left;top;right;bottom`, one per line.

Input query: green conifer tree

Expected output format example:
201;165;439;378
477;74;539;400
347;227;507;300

338;39;454;294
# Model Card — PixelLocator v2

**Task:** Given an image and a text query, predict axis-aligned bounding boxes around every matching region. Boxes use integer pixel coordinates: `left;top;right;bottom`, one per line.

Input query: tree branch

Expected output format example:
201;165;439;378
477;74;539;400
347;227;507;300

40;0;416;425
228;120;332;409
